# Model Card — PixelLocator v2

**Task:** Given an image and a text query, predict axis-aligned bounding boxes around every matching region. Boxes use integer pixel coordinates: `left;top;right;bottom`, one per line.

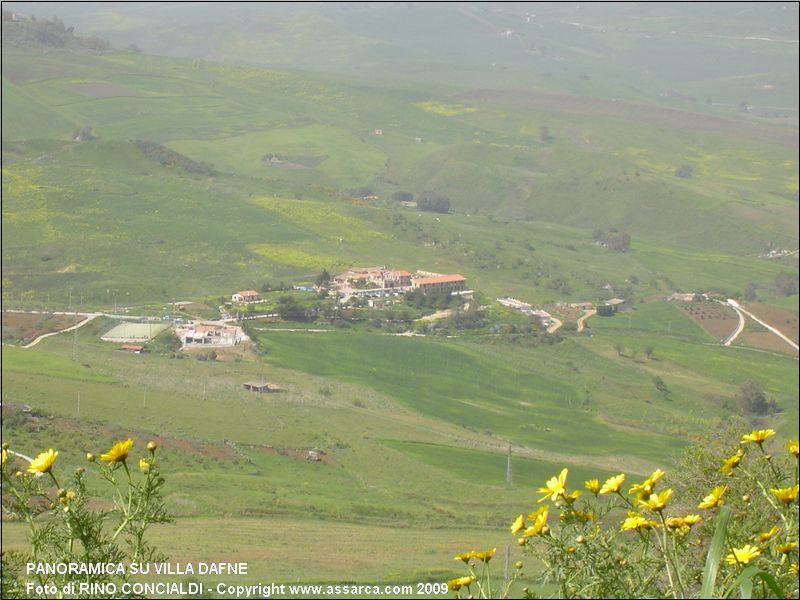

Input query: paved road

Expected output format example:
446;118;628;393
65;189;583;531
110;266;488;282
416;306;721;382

720;300;746;346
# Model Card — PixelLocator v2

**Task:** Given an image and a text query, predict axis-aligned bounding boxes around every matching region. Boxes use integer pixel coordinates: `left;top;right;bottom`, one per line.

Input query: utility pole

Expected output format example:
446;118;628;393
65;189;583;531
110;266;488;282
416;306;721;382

506;443;513;487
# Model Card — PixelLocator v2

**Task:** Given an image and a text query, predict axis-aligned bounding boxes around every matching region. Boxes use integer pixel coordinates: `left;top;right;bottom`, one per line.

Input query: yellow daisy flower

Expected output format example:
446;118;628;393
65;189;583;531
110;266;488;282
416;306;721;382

776;541;797;554
757;526;780;543
1;448;7;468
720;449;745;475
454;551;472;563
682;514;702;526
447;576;475;591
538;468;568;503
563;490;582;503
698;485;727;509
100;439;133;464
638;488;673;512
472;548;496;562
787;439;799;458
770;484;799;504
584;479;601;495
138;458;151;473
740;429;775;446
522;506;548;537
621;512;659;531
599;473;625;494
725;544;761;565
27;449;58;474
629;468;665;499
510;514;525;535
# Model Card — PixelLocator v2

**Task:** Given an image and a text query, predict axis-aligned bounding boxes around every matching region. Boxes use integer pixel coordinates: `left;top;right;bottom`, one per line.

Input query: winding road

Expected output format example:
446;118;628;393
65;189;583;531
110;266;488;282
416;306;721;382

576;309;597;333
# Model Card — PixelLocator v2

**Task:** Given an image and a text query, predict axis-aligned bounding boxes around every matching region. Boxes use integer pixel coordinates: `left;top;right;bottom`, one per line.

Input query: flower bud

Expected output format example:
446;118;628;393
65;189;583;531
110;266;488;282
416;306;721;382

541;525;550;535
75;467;85;475
14;470;24;478
86;453;96;462
515;561;523;570
576;535;586;544
522;588;529;595
517;537;527;546
566;546;575;553
742;494;750;503
57;488;67;498
147;441;158;452
2;442;10;450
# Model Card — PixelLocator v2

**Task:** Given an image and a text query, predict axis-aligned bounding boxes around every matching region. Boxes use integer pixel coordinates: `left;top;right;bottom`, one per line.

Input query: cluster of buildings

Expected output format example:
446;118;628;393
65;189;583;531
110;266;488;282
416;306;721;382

497;297;553;326
176;322;248;347
331;266;469;301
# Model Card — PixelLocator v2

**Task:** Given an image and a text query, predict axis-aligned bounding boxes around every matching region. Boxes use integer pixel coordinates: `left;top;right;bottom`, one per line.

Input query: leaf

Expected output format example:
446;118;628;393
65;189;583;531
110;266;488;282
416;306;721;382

701;505;731;598
725;566;785;599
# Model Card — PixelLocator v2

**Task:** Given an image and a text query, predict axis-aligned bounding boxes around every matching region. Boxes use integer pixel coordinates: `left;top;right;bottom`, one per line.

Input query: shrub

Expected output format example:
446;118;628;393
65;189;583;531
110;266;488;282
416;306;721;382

446;427;799;598
1;439;170;598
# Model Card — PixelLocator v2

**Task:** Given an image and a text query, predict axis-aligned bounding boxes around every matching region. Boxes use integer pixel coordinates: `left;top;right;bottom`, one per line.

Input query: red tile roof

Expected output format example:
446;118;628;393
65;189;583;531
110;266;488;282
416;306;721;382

413;274;466;285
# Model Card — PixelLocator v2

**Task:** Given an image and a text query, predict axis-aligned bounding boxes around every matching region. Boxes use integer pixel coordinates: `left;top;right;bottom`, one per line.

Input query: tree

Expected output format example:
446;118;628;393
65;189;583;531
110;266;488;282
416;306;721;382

743;282;757;302
674;164;693;178
315;269;331;288
644;345;654;360
276;296;308;322
72;126;96;141
774;272;798;297
736;380;776;415
391;191;414;202
417;192;451;214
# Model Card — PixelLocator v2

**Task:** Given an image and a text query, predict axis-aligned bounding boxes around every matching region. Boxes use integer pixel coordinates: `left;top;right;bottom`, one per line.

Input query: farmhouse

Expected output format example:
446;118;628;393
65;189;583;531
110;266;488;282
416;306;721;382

605;298;630;313
120;344;145;354
242;382;281;393
232;290;260;303
411;274;466;293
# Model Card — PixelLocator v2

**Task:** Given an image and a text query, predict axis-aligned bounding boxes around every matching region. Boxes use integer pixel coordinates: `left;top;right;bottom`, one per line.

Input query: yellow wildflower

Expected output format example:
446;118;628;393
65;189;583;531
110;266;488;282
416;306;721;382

741;429;775;446
538;468;568;502
27;449;58;474
600;473;625;494
621;512;659;531
629;469;665;499
510;514;525;535
1;448;6;468
770;484;799;504
698;485;726;509
454;551;472;564
447;576;475;591
789;563;798;574
584;479;601;495
725;544;761;565
721;449;745;475
472;548;496;562
757;526;780;543
138;458;151;473
787;439;799;458
776;541;797;554
665;517;686;529
637;488;673;512
522;506;548;537
563;490;581;503
100;439;133;464
682;514;702;526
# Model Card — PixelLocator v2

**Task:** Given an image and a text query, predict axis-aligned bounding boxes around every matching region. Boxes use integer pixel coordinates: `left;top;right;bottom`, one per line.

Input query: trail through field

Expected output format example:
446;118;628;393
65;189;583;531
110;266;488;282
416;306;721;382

546;317;563;334
733;300;800;352
576;309;597;332
721;300;746;346
21;313;101;348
